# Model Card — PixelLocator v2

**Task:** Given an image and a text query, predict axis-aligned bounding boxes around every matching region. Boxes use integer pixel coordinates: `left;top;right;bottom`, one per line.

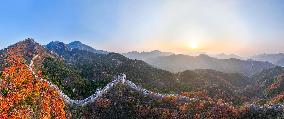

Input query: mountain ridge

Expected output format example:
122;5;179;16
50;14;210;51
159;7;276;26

45;40;108;55
213;53;243;59
122;50;174;61
2;39;284;118
252;53;284;66
145;54;275;77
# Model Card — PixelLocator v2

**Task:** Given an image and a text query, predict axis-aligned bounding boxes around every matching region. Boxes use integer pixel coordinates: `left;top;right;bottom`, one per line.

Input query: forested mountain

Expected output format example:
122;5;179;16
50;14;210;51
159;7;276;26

45;41;179;93
45;40;254;99
252;53;284;66
245;66;284;103
0;39;66;118
145;54;275;76
1;39;284;118
45;41;108;55
68;41;108;54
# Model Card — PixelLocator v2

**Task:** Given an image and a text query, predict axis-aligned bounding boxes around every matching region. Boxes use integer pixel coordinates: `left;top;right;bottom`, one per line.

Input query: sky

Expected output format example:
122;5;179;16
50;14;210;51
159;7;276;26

0;0;284;57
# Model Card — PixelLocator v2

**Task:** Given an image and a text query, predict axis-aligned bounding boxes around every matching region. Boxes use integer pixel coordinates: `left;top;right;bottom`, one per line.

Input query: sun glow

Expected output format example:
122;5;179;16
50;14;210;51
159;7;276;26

189;41;198;49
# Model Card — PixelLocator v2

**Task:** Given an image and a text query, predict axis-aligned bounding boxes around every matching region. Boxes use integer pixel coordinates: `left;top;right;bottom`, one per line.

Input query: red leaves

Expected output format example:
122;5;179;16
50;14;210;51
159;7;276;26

180;90;208;99
162;95;177;102
270;91;284;104
268;83;280;92
0;44;66;118
37;70;43;78
178;103;189;113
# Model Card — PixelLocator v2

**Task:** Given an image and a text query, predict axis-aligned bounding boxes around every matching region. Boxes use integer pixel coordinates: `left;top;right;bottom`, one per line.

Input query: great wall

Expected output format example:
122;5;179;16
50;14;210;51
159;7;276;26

26;54;284;111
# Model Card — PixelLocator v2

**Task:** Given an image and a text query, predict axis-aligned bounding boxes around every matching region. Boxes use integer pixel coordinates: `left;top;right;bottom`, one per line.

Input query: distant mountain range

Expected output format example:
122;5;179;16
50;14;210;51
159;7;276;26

2;38;284;118
145;54;275;76
251;53;284;66
1;39;256;100
45;41;108;55
43;40;280;101
213;53;243;59
122;50;174;61
123;51;275;76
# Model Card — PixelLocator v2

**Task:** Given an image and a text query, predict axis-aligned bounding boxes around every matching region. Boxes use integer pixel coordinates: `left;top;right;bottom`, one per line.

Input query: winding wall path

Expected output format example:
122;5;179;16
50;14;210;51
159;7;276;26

28;55;194;106
27;55;284;111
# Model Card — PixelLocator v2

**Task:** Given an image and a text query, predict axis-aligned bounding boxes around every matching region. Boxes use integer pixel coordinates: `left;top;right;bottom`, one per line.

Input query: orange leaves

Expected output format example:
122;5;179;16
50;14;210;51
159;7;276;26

43;81;49;89
270;91;284;104
40;94;52;119
38;70;43;78
268;83;280;92
0;101;8;112
38;84;67;119
180;90;208;99
9;106;32;119
162;95;177;102
178;103;189;113
0;44;67;118
180;92;191;97
41;88;66;118
51;98;66;118
0;111;8;119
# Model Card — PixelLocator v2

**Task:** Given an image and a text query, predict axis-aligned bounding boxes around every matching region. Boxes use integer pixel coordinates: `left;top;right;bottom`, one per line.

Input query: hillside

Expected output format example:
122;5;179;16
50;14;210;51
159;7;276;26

146;54;275;76
67;81;284;119
252;53;284;66
45;41;180;93
45;41;254;101
0;39;66;118
2;39;284;118
68;84;241;119
176;69;251;104
46;41;108;54
245;66;284;103
67;41;108;54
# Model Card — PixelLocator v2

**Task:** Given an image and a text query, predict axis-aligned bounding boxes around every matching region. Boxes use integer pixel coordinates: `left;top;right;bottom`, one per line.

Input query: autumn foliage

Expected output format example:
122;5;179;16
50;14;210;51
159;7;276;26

0;44;66;118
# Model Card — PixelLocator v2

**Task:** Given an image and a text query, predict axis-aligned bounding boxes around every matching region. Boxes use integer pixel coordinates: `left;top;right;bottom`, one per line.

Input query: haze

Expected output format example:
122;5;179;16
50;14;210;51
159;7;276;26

0;0;284;57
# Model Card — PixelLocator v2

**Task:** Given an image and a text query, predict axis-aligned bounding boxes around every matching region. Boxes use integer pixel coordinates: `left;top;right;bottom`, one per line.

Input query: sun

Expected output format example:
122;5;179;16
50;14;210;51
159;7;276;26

189;41;198;49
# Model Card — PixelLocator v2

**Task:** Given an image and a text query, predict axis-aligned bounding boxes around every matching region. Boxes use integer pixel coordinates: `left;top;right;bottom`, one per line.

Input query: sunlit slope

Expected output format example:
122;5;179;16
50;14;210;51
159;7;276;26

0;39;66;118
